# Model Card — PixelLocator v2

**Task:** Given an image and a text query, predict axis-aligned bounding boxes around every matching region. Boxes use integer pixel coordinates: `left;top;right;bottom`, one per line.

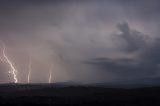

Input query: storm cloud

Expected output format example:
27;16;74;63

0;0;160;84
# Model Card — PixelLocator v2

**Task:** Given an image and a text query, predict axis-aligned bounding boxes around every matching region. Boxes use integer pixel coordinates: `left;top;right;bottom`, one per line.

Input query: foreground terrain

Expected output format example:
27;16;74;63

0;84;160;105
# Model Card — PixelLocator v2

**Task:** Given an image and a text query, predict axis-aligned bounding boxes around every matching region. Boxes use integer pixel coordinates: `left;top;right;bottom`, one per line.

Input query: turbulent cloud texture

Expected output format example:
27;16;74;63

0;0;160;84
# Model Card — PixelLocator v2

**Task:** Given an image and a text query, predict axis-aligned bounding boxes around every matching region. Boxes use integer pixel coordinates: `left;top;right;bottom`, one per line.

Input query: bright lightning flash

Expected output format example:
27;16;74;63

48;64;53;83
27;55;32;83
1;42;18;83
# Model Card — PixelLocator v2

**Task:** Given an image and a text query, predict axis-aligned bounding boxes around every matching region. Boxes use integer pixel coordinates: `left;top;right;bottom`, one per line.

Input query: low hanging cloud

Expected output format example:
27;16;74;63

88;57;158;80
87;22;160;81
140;38;160;64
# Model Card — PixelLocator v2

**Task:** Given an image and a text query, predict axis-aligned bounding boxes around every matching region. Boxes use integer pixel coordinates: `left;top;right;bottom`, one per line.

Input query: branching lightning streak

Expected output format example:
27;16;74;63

48;64;53;83
1;42;18;83
27;55;32;83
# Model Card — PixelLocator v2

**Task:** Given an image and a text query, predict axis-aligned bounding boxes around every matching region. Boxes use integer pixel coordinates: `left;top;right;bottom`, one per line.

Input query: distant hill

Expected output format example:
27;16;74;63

0;84;160;105
1;76;160;90
89;77;160;88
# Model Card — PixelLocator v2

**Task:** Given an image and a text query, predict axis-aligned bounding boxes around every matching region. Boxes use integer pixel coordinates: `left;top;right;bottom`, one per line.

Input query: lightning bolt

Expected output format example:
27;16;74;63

27;55;32;83
48;64;53;83
1;42;18;83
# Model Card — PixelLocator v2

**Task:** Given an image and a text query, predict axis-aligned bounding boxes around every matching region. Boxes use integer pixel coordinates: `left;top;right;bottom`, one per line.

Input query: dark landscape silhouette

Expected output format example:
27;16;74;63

0;83;160;105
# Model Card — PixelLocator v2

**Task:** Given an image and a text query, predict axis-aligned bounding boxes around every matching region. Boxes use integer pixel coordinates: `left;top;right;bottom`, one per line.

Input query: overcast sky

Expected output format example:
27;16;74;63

0;0;160;84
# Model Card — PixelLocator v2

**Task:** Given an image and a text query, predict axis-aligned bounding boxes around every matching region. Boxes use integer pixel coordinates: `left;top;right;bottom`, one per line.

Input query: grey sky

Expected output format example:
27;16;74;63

0;0;159;84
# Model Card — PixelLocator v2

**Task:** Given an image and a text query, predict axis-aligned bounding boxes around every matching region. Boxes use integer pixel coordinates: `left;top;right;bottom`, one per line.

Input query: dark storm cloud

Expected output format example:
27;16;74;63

112;22;148;52
140;38;160;64
88;21;160;81
88;57;159;80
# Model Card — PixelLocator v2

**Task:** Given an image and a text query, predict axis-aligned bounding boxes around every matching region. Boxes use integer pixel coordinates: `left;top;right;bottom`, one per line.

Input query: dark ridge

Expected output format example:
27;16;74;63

0;84;160;105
